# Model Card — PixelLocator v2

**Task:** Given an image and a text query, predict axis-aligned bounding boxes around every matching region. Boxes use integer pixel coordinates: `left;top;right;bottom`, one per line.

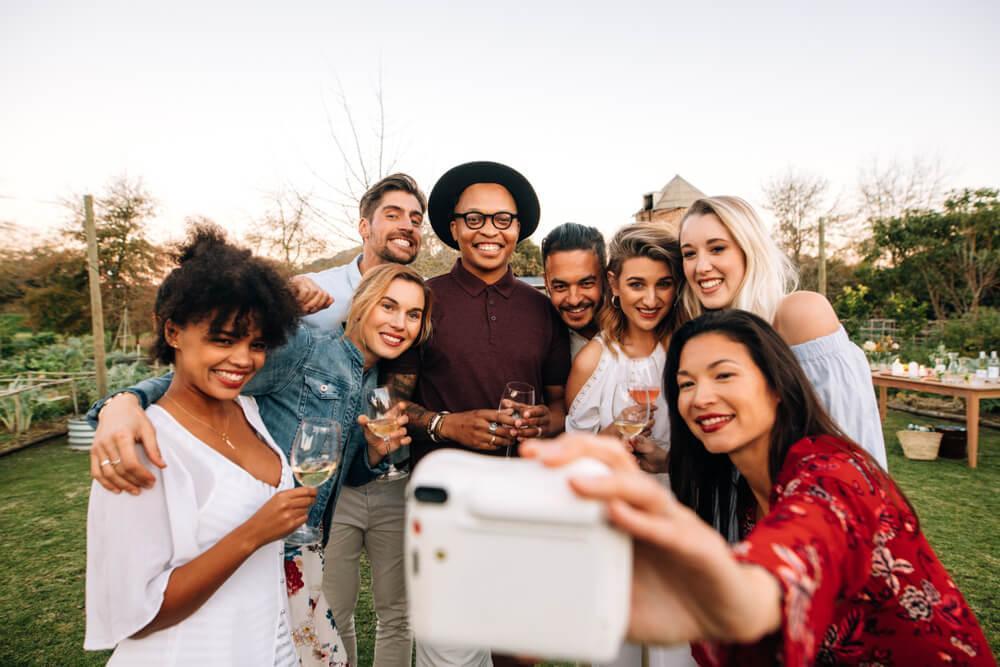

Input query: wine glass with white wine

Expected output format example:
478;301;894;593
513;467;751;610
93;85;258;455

367;386;406;480
286;418;342;546
499;381;536;457
611;385;650;441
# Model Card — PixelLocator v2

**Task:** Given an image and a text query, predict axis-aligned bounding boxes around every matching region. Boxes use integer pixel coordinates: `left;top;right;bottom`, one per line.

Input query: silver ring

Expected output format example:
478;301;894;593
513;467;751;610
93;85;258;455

488;421;498;435
111;458;122;465
490;434;496;446
100;458;112;466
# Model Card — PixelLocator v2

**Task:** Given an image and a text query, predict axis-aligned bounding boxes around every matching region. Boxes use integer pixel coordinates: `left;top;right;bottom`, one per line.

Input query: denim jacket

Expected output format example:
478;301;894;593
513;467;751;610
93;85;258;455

87;325;385;536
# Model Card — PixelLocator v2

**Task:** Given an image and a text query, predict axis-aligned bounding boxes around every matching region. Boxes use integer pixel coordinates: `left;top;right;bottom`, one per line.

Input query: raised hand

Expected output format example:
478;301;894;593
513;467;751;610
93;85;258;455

290;275;334;315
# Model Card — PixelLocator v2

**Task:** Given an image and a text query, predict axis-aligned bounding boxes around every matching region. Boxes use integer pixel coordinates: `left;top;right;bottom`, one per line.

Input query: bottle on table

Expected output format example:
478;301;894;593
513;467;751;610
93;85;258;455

989;351;1000;383
975;351;989;386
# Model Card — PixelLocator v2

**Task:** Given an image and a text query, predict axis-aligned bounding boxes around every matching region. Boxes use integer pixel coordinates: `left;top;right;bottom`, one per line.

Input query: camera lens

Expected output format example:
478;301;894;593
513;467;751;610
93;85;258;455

413;486;448;504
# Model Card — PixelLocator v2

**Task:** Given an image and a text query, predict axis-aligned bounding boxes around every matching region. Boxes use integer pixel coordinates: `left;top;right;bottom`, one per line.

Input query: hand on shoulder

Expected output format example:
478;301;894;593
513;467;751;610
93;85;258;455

773;291;840;346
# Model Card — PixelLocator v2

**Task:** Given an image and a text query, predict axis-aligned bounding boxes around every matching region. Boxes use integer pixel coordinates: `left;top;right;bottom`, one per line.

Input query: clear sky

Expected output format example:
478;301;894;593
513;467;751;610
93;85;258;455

2;0;998;251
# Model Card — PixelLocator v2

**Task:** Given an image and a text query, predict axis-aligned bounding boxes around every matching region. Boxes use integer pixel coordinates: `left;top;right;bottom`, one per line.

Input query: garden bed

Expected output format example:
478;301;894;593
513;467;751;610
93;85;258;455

0;418;69;457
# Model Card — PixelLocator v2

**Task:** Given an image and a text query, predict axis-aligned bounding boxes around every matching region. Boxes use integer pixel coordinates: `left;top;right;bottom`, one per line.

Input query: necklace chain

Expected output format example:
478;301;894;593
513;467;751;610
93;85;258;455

162;396;236;450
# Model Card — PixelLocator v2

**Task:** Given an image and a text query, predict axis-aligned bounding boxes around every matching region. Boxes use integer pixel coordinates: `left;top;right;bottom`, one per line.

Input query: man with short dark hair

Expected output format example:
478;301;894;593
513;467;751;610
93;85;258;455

292;172;427;329
384;161;570;667
540;222;607;359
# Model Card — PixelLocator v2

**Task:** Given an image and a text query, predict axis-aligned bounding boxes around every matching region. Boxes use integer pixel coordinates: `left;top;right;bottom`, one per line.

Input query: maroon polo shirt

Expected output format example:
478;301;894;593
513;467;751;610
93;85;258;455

386;259;570;466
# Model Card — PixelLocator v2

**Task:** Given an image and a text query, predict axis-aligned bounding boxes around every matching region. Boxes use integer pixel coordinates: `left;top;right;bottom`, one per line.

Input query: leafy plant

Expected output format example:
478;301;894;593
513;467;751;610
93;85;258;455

0;379;38;434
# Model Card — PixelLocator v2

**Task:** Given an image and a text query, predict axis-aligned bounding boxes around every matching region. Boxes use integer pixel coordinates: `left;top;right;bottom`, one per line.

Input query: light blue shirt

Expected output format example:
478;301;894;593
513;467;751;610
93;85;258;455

792;326;889;471
301;254;363;331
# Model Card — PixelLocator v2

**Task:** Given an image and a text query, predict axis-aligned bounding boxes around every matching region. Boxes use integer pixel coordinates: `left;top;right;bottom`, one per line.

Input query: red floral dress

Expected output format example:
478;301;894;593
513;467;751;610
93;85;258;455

693;435;994;667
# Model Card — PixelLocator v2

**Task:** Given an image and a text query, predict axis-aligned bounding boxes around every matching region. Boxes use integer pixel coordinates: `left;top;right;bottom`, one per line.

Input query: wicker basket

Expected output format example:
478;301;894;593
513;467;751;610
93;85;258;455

897;431;942;461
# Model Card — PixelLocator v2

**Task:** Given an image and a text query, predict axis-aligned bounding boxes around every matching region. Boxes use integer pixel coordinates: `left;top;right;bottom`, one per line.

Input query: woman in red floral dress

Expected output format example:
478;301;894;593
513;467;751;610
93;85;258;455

523;310;994;666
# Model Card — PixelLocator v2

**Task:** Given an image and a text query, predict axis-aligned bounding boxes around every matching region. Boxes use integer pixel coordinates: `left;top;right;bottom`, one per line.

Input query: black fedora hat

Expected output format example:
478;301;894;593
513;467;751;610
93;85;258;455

428;161;540;250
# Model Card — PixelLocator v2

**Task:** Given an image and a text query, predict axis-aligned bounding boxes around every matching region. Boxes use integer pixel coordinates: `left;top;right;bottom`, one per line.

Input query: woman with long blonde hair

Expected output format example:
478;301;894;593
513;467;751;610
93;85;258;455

677;195;886;470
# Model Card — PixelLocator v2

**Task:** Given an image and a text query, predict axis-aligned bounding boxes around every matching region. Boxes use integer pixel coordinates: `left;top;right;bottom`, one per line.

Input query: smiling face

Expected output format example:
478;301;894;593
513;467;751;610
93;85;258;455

676;332;779;460
357;277;426;363
360;190;425;265
680;213;747;310
544;249;604;333
450;183;520;283
166;313;266;401
609;256;676;333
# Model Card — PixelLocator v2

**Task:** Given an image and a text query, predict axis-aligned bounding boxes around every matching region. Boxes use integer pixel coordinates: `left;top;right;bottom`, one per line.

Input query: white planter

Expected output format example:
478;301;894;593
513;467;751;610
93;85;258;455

67;417;95;451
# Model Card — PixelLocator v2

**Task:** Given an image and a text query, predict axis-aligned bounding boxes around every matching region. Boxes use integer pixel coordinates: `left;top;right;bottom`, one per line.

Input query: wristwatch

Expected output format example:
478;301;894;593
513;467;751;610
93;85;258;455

427;411;450;443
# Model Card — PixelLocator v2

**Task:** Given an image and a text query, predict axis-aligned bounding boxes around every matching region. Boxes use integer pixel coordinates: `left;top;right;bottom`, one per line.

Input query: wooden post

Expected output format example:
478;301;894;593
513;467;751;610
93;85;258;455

84;195;108;397
817;215;827;297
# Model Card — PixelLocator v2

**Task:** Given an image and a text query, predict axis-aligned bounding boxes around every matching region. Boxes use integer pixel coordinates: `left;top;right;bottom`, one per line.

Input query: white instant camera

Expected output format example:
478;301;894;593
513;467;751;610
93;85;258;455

405;449;632;663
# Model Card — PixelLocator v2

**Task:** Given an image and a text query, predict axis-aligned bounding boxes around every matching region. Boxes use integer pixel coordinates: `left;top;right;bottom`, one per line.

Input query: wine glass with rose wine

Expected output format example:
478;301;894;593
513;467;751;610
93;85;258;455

627;356;660;407
612;386;651;440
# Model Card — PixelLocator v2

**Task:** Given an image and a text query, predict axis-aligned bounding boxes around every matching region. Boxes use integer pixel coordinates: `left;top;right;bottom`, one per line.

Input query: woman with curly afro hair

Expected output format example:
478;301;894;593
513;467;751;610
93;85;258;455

86;224;432;665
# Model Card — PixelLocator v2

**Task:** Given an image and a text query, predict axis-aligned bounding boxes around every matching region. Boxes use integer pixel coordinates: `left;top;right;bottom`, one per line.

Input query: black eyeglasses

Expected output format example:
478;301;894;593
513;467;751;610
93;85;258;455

452;211;518;230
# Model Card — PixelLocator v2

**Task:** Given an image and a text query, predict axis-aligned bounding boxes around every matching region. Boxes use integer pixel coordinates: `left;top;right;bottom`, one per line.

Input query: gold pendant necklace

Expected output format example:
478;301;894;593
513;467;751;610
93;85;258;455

162;396;235;450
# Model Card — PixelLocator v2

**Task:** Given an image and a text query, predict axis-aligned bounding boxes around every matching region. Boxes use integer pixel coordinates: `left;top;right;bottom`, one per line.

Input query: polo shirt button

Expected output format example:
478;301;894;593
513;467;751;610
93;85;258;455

490;315;496;321
320;384;329;392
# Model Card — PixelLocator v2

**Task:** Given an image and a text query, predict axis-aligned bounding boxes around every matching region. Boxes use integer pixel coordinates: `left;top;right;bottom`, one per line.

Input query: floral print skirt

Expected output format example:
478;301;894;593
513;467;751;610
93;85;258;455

286;543;350;666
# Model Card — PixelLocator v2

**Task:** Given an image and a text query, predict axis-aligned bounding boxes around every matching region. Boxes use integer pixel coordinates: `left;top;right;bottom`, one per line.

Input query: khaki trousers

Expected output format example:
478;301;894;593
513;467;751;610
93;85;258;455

323;476;411;667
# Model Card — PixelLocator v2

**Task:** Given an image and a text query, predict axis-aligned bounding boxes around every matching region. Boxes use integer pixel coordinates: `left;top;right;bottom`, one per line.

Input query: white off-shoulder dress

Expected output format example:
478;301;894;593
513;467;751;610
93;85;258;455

791;326;888;470
85;396;298;666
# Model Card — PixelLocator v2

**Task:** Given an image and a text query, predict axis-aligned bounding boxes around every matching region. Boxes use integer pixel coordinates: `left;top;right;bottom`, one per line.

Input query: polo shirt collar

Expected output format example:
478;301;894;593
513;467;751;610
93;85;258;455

450;259;516;298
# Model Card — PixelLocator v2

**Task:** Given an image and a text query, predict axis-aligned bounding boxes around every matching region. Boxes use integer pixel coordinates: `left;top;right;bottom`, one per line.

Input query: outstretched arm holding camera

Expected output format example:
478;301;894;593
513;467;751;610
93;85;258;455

521;434;782;647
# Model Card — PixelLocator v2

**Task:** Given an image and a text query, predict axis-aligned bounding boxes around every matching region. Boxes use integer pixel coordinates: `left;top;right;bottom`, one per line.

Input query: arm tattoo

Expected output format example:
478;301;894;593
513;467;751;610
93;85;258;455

385;372;434;434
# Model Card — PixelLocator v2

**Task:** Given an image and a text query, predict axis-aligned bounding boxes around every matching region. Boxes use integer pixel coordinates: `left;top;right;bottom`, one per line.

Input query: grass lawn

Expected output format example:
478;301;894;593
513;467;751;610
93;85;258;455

0;410;997;665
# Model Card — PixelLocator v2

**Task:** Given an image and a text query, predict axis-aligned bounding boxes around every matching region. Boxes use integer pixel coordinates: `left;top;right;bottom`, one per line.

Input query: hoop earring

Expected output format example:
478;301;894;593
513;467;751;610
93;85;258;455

611;295;620;309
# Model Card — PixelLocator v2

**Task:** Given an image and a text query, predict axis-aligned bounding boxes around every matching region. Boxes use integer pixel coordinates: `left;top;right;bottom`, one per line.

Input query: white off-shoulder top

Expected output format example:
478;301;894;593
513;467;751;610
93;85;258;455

85;396;298;666
566;335;671;448
791;326;888;470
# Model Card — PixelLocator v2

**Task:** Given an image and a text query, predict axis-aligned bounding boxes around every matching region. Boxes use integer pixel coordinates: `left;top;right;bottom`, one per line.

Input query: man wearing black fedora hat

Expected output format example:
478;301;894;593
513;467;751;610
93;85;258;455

384;161;570;665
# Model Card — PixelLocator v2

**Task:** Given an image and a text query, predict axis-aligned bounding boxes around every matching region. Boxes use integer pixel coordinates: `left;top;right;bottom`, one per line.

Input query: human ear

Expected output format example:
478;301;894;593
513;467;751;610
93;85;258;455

163;320;181;349
359;218;371;242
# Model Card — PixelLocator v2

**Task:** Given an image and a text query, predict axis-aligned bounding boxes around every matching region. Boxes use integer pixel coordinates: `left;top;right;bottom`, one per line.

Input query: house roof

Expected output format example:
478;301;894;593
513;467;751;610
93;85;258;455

651;174;705;211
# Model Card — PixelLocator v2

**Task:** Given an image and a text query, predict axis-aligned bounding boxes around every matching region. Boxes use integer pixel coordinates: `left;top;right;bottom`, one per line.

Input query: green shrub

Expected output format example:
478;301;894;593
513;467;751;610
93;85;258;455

834;284;873;339
936;308;1000;356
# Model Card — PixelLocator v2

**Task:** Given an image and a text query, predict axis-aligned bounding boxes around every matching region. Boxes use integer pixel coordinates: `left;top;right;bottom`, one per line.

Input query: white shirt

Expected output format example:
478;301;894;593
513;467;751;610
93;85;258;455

85;397;297;666
301;255;363;331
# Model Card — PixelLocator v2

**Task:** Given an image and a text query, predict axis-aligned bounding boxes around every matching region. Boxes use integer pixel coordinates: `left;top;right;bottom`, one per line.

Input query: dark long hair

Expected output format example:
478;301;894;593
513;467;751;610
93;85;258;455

665;310;892;537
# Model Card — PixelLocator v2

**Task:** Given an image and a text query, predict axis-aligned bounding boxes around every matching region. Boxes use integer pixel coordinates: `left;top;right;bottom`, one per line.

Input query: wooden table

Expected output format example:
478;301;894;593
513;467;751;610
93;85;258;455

871;372;1000;468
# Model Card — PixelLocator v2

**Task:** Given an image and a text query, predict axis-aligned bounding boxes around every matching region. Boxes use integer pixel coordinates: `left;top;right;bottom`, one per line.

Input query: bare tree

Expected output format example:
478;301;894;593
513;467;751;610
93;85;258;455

301;71;404;245
763;168;832;266
245;191;328;270
857;156;946;223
